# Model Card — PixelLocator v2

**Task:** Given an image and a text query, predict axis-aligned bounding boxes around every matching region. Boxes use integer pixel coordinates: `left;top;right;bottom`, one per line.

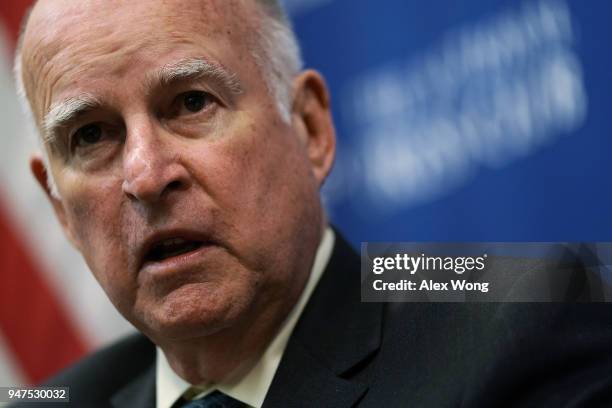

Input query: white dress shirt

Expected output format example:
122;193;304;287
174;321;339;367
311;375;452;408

156;228;335;408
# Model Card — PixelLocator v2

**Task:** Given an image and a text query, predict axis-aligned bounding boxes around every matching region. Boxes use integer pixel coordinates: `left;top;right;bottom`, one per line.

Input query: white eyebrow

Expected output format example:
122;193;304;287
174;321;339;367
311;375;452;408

43;93;101;146
152;57;244;95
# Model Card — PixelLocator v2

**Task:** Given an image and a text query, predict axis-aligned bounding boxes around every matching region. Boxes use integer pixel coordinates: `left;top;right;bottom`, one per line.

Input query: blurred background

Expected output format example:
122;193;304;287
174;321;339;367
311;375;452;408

0;0;610;386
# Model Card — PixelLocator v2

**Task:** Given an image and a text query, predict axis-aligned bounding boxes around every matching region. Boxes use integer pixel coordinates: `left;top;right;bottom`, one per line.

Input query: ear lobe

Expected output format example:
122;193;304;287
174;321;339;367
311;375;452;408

30;155;79;249
291;70;336;186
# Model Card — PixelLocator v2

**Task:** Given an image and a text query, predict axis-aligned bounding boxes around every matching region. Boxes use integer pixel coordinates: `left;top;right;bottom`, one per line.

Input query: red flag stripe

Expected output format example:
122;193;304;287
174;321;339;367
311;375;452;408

0;0;32;50
0;198;89;383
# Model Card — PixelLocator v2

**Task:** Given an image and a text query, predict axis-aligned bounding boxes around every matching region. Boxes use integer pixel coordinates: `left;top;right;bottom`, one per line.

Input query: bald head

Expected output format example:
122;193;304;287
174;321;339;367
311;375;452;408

16;0;301;137
15;0;302;197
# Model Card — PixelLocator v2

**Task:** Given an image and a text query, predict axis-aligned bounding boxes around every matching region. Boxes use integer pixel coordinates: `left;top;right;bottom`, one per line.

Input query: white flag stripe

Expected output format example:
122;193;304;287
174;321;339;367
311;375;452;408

0;333;25;386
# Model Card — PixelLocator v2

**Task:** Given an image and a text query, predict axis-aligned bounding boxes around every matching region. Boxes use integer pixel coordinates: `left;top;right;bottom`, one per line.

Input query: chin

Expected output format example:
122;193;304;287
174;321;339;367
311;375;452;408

137;282;251;341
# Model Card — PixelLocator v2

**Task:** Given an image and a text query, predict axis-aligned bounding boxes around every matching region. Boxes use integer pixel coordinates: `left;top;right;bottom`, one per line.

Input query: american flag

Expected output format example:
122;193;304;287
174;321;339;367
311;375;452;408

0;1;132;386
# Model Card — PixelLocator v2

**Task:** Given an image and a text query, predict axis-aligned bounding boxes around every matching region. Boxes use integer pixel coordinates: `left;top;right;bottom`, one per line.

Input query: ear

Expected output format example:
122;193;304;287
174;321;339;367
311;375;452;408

291;70;336;186
30;155;80;249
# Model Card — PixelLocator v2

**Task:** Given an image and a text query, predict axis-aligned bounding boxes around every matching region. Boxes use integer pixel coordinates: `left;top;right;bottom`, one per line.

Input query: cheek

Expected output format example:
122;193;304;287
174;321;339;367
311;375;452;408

203;120;309;218
60;174;132;292
191;118;320;263
63;181;118;246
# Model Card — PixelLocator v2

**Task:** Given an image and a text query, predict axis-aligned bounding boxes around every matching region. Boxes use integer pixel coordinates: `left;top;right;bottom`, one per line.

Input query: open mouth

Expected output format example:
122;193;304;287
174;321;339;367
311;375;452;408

144;238;206;264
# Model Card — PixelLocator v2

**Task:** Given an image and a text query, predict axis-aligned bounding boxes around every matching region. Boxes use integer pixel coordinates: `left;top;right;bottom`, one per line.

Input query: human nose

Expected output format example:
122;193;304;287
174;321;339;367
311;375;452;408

121;120;190;204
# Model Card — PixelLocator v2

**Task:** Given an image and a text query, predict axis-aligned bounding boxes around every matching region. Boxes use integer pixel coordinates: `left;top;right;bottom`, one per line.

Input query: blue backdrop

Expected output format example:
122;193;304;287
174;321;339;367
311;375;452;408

284;0;612;244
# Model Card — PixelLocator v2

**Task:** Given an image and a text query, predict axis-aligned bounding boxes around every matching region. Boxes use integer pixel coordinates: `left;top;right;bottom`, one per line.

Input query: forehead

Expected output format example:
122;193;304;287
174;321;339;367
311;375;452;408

26;0;254;43
21;0;259;117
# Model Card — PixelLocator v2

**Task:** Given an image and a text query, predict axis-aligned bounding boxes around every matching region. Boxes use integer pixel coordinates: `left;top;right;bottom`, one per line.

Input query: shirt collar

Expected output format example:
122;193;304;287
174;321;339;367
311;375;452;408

156;227;335;408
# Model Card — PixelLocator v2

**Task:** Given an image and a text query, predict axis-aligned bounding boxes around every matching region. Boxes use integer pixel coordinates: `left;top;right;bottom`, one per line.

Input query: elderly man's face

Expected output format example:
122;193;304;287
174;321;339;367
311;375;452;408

21;0;334;343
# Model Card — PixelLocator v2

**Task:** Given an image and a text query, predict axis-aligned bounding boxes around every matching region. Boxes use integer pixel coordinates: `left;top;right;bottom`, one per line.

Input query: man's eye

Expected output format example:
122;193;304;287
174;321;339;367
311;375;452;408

73;123;103;147
180;91;214;113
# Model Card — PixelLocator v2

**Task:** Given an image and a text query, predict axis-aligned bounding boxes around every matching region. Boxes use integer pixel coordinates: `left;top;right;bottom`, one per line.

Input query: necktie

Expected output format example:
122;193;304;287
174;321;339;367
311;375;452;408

177;390;246;408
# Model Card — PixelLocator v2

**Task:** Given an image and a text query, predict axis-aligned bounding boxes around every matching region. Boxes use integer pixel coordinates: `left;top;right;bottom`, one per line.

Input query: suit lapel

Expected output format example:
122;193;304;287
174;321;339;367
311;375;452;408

262;340;368;407
263;232;383;407
110;364;156;408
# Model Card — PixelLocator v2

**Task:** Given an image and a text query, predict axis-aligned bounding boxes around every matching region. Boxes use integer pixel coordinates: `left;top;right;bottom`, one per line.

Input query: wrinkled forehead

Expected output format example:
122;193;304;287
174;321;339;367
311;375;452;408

20;0;259;122
23;0;256;50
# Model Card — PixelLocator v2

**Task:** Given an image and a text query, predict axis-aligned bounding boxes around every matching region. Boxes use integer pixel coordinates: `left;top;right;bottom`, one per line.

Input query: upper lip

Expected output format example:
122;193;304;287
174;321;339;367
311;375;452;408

137;229;212;269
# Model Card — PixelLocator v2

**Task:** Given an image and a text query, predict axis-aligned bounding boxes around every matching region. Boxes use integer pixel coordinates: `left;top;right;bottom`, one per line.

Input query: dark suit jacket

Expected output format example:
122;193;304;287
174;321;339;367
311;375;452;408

17;234;612;407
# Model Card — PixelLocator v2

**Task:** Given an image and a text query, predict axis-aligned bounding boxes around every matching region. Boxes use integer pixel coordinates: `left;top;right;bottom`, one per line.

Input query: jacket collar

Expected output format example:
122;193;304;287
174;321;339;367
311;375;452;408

263;231;384;407
111;362;156;408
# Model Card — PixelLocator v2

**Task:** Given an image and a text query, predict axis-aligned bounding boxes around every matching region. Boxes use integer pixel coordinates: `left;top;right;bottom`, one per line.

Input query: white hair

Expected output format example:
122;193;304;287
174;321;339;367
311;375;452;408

13;0;303;199
252;0;304;121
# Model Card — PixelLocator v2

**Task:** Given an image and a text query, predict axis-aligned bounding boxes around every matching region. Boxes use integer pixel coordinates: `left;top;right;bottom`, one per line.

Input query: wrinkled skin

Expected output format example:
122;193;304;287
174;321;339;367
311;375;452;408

21;0;335;383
